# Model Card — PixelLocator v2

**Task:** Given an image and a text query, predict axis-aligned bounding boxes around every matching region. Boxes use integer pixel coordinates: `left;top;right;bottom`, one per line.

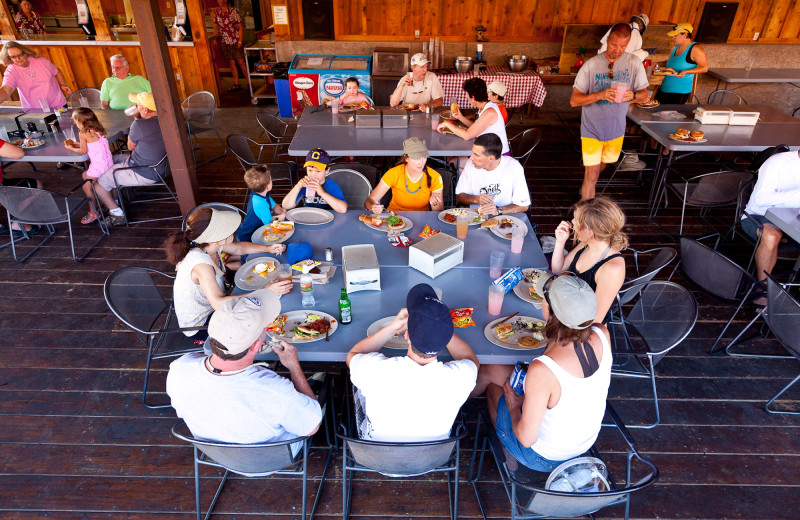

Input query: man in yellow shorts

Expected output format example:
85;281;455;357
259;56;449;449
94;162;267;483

570;23;649;200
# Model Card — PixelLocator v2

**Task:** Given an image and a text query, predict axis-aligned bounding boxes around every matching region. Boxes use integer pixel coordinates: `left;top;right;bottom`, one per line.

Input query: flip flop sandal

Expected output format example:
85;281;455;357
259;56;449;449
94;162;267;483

81;212;99;224
228;84;243;92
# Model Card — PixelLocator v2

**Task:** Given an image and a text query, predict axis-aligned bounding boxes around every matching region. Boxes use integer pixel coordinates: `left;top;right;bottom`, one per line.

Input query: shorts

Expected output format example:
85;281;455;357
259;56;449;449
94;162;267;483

495;395;568;472
740;214;769;241
97;154;158;192
220;42;245;61
581;136;624;167
654;91;691;105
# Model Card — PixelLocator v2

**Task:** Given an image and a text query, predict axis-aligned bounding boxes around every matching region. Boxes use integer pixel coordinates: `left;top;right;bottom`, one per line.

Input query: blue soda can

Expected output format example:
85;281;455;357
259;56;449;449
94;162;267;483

510;361;529;394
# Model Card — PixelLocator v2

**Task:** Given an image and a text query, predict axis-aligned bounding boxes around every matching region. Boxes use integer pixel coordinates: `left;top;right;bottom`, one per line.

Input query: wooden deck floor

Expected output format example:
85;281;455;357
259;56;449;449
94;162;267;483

1;109;799;519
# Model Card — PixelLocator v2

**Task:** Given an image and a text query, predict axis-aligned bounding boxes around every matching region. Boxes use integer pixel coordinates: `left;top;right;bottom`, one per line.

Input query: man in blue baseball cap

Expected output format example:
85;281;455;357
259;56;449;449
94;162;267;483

282;148;348;213
346;283;479;442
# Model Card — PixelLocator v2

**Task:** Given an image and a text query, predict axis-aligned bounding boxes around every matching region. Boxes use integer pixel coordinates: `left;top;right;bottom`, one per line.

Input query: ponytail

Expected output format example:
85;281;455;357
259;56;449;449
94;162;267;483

164;207;214;264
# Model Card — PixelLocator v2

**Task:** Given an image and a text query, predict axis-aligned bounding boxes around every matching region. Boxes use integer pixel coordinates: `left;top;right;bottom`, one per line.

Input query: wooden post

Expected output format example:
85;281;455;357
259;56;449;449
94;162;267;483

0;1;20;40
130;0;198;214
86;0;113;41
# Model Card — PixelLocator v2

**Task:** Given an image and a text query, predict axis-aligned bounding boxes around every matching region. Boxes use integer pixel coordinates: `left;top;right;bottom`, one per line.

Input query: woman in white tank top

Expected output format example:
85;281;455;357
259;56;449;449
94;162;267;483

437;77;509;155
470;274;612;472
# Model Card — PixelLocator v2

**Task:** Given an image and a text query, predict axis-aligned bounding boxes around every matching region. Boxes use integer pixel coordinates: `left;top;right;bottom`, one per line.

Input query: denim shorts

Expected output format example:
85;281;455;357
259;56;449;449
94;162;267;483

740;214;769;241
495;395;567;472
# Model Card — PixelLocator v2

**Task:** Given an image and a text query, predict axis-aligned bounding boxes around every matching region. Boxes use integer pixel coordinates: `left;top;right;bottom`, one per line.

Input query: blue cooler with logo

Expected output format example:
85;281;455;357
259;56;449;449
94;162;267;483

288;54;372;114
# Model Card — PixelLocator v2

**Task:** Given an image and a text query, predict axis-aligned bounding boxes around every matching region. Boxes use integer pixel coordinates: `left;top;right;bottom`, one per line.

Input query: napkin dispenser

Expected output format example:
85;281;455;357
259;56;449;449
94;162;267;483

355;109;382;128
16;112;58;133
729;108;760;126
342;244;381;293
382;108;409;128
409;232;464;278
694;107;732;124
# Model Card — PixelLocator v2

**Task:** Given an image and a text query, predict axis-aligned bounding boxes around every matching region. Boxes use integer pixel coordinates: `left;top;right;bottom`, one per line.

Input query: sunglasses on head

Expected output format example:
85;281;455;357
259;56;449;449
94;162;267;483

607;62;614;80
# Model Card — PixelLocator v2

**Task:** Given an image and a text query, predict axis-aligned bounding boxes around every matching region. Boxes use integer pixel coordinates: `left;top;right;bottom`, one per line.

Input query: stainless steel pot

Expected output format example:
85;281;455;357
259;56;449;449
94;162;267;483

454;56;474;74
507;55;528;72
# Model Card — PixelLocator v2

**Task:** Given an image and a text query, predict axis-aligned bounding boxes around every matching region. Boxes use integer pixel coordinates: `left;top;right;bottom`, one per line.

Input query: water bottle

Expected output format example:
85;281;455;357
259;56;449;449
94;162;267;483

338;288;352;324
300;273;315;308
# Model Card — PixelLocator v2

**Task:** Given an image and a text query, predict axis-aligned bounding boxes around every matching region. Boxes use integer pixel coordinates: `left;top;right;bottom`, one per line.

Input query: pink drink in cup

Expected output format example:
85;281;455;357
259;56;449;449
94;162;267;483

331;97;339;114
510;228;524;254
305;187;316;203
488;284;505;316
431;113;439;131
456;213;468;239
612;81;628;103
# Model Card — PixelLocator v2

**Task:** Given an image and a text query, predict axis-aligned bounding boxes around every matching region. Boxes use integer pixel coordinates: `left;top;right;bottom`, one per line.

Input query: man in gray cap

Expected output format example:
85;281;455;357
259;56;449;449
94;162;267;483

346;283;479;442
167;289;322;450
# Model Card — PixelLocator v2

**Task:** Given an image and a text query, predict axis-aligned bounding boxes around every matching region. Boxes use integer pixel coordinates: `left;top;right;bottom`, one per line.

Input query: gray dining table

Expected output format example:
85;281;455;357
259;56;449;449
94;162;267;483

238;209;550;365
707;68;800;90
628;103;798;125
765;207;800;276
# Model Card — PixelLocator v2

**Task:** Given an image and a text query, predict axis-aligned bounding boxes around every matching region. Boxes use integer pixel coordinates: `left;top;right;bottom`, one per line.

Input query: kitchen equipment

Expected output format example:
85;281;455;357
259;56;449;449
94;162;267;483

382;108;408;128
355;109;382;128
694;107;733;124
454;57;475;74
508;55;529;72
409;232;464;278
289;54;372;115
729;108;760;126
372;47;409;106
16;113;58;134
172;0;193;41
75;0;96;39
342;244;381;293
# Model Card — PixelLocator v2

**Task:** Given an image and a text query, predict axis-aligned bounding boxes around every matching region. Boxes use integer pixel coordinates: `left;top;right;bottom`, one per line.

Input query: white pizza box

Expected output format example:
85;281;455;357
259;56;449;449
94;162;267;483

694;107;732;124
729;108;760;126
342;244;381;293
409;232;464;278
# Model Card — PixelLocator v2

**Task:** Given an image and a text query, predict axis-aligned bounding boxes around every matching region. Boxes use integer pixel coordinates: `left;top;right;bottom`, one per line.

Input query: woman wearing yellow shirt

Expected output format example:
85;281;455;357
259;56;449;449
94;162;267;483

365;137;445;213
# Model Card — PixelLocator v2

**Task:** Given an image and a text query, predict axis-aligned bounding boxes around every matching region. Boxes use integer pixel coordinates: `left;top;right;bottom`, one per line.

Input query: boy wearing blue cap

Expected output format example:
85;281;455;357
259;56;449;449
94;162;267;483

282;148;348;213
346;283;479;442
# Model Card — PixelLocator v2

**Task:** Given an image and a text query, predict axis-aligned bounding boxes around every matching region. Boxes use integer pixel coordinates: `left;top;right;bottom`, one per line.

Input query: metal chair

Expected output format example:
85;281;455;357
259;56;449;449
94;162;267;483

707;89;747;105
329;162;379;187
68;87;102;108
598;134;660;199
761;273;800;414
608;281;698;428
182;91;226;167
325;169;372;210
469;405;658;520
256;110;295;152
103;267;205;408
608;247;678;328
429;164;457;208
664;170;753;236
0;183;108;263
508;128;542;168
113;154;182;225
227;133;286;171
181;202;245;232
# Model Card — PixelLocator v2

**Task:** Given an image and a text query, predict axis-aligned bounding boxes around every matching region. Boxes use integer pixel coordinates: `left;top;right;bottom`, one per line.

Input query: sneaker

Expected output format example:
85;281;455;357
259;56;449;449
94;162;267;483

103;213;127;227
11;225;41;239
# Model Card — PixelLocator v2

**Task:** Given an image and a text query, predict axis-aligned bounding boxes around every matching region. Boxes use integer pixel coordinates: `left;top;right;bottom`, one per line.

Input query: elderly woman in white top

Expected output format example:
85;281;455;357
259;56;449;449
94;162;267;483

389;53;445;112
438;76;509;156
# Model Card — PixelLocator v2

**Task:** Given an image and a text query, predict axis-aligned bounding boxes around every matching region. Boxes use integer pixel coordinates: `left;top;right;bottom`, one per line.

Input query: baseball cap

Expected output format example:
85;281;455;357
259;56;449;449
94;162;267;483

542;274;596;330
667;22;693;36
208;289;281;356
410;53;430;67
406;283;453;355
193;208;242;244
630;13;649;29
403;137;428;160
487;80;507;97
128;91;156;111
304;148;330;170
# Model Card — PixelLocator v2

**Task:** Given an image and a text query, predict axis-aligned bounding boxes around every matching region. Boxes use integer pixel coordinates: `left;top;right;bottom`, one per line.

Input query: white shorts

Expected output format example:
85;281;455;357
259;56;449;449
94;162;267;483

97;154;158;191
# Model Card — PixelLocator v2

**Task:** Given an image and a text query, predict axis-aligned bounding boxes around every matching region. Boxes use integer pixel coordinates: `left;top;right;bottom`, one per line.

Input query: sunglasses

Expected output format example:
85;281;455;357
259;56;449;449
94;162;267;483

607;62;614;80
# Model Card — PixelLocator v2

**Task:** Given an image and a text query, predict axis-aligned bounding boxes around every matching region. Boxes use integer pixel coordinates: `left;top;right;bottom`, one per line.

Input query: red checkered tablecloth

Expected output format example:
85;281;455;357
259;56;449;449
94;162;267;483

436;66;547;108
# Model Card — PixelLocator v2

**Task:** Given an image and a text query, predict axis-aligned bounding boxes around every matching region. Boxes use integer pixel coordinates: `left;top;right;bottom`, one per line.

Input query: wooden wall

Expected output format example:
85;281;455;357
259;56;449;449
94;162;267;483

270;0;800;44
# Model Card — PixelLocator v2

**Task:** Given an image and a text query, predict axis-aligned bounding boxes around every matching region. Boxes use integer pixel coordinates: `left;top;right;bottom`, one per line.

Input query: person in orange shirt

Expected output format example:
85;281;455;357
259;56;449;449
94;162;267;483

487;81;509;125
364;137;445;213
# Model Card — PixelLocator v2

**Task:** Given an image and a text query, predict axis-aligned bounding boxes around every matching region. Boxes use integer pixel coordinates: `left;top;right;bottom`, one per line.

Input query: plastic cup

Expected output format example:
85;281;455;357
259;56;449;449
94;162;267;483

510;228;524;254
488;284;505;316
745;57;755;73
331;97;339;114
305;187;317;203
431;113;439;131
489;251;505;279
63;126;75;142
38;98;49;112
124;104;139;117
277;264;293;293
456;213;468;239
612;82;628;103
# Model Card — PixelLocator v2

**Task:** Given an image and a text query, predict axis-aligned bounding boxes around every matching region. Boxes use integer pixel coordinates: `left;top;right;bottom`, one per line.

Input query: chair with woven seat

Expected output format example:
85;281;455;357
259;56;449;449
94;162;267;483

430;164;457;208
509;128;542;168
329;162;379;187
469;404;659;520
664;170;753;236
325;169;372;210
0;183;108;263
227;133;286;171
112;153;182;225
182;91;226;167
68;87;102;108
104;267;205;408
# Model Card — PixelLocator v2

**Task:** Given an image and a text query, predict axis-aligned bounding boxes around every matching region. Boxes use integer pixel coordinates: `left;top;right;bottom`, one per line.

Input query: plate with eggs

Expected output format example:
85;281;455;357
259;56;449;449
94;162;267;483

234;256;282;291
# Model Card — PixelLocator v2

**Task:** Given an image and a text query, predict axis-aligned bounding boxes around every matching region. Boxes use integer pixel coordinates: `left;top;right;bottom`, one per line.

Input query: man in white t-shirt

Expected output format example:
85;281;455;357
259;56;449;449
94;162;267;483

389;53;444;112
346;283;479;442
456;133;531;216
167;289;322;451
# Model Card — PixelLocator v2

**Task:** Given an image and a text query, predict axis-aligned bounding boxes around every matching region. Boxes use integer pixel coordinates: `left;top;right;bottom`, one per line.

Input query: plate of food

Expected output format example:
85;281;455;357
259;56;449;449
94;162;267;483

367;316;409;350
338;103;364;112
437;208;483;226
484;315;547;350
399;103;419;110
266;310;338;343
358;213;414;233
15;137;45;149
653;67;677;76
668;128;707;143
490;216;529;240
251;220;295;245
234;256;281;291
439;110;452;119
636;99;660;109
513;268;551;308
285;207;334;225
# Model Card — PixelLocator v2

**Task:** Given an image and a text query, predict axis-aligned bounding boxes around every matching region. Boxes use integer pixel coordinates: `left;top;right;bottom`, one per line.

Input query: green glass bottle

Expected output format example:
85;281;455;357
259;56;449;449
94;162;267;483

338;288;352;325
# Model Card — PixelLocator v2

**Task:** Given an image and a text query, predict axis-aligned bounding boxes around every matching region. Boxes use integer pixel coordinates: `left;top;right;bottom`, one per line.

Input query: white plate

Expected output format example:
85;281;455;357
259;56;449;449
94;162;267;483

251;221;295;245
267;310;338;344
362;214;414;233
285;207;334;225
490;216;529;240
235;256;281;291
513;268;550;308
484;315;547;351
437;209;482;226
367;316;409;350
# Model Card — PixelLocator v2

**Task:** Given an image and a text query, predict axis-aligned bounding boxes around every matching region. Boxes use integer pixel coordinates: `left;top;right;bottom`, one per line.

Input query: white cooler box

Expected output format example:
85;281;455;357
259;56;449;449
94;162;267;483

342;244;381;293
408;232;463;278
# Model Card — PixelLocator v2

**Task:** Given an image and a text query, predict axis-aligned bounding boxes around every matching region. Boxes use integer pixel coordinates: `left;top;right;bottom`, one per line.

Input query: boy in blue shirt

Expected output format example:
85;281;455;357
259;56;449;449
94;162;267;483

282;148;348;213
237;165;287;242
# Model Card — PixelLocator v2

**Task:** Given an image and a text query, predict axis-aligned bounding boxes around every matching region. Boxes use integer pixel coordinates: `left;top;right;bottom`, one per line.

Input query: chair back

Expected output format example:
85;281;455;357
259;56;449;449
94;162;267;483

680;238;756;302
68;88;102;108
325;169;372;210
181;91;216;125
429;165;456;208
257;111;293;142
171;422;302;476
0;186;66;223
509;127;542;168
523;487;626;517
227;133;258;168
750;144;790;173
329;162;378;187
707;89;746;105
341;432;462;476
619;247;677;305
764;273;800;360
682;170;753;207
104;267;172;345
182;203;245;231
624;281;698;362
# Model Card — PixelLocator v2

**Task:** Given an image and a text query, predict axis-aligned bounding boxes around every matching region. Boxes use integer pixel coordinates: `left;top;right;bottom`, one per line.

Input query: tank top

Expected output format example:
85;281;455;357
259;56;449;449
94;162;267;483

529;326;612;461
661;42;696;94
84;130;114;179
173;248;226;336
477;101;509;154
567;245;624;292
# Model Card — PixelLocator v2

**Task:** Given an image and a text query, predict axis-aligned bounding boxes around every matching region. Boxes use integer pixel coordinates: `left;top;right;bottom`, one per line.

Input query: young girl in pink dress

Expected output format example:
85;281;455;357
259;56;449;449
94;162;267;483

64;108;114;224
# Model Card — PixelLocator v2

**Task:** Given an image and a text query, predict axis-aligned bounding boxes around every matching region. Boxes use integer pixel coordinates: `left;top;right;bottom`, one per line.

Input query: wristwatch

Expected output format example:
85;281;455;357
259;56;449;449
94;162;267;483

497;206;504;216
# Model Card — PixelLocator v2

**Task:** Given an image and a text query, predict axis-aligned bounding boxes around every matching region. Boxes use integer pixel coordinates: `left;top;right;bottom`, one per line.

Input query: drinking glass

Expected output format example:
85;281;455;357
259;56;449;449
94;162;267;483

63;126;75;142
745;57;755;73
305;187;317;203
331;97;339;114
488;284;505;316
489;251;505;279
430;112;439;131
277;264;293;294
510;228;524;254
456;213;468;239
38;98;49;112
612;81;628;103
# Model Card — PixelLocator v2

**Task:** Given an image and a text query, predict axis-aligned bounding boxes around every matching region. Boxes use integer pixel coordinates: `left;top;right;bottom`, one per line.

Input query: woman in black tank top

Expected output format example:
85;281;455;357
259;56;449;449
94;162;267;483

550;197;628;323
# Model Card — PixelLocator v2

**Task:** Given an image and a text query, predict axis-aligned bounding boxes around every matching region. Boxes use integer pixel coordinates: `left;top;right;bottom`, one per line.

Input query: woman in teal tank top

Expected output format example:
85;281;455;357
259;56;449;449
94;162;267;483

655;22;708;104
